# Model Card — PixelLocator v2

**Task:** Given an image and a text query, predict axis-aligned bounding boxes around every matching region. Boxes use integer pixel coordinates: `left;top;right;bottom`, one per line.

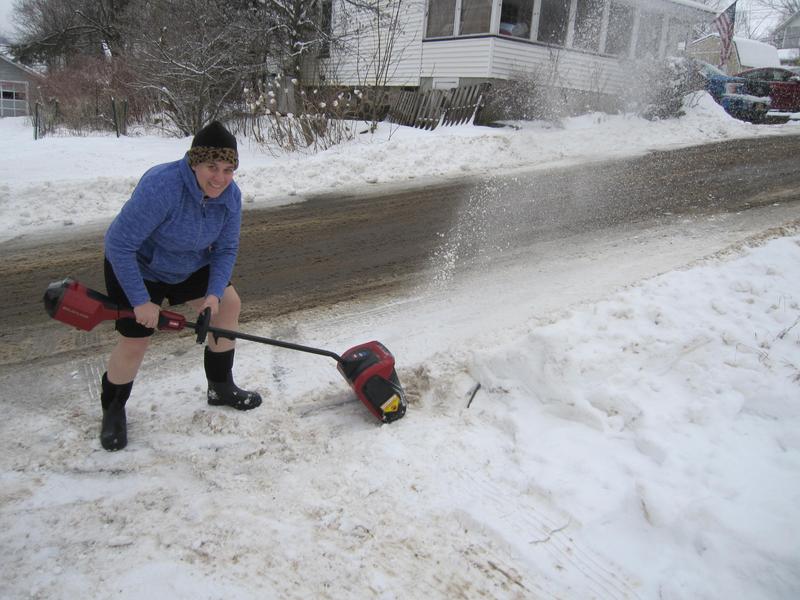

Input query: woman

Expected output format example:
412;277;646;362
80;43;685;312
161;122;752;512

100;121;261;451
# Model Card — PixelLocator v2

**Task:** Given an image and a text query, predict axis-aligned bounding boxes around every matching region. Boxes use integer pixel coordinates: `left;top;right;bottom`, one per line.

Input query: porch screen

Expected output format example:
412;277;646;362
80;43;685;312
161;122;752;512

500;0;534;38
665;18;691;55
460;0;492;35
537;0;570;46
318;0;333;57
605;1;635;56
573;0;604;51
426;0;456;37
636;11;663;58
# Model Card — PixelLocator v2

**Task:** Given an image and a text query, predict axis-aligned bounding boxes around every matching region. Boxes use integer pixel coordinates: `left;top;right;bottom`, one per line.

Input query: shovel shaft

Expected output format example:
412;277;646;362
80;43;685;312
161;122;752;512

187;320;343;363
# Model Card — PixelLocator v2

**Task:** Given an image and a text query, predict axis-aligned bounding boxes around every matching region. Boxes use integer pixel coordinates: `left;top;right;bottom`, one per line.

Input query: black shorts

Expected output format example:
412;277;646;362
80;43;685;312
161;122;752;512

104;258;213;338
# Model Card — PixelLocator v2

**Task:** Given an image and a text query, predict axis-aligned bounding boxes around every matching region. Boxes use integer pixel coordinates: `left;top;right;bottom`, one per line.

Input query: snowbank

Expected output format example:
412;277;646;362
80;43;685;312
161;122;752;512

1;93;798;243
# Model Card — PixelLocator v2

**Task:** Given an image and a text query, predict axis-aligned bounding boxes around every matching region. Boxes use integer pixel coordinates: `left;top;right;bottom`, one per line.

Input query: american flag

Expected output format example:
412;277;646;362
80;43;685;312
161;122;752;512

713;1;737;68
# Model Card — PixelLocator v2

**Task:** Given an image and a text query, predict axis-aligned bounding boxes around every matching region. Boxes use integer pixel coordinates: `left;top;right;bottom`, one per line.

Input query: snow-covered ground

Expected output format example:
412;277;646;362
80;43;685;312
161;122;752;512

1;94;800;599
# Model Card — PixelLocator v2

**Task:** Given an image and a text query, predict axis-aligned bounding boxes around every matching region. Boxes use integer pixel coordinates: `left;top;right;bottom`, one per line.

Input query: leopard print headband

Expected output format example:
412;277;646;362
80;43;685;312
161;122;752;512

187;146;239;170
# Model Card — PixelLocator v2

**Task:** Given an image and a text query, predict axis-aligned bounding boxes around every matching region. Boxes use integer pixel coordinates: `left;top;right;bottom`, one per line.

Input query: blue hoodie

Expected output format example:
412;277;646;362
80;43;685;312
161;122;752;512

105;156;241;308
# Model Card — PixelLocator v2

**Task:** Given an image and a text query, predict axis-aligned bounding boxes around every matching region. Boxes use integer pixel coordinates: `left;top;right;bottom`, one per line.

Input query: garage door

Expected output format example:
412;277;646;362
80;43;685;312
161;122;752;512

0;80;29;117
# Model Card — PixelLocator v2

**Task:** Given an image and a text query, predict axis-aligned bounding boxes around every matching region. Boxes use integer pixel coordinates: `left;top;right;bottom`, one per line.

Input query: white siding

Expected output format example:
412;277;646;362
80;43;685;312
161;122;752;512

0;56;37;118
419;37;624;93
490;38;624;93
325;0;426;86
419;37;494;79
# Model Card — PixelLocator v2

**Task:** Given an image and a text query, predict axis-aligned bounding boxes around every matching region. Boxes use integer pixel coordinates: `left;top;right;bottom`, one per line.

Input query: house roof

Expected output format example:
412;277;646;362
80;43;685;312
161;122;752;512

666;0;716;14
734;36;781;67
0;53;42;78
773;11;800;34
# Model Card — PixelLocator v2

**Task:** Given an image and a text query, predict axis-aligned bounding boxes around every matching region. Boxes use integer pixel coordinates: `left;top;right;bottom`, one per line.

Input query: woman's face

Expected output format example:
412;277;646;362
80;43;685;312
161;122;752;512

192;160;236;198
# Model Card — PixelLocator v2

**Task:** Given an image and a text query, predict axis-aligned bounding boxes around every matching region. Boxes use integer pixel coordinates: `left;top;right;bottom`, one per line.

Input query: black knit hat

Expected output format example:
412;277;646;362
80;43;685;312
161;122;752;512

188;121;239;169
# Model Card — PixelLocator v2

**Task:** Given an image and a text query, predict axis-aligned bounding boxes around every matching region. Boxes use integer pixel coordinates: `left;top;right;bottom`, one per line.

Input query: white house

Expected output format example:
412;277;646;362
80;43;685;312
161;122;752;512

320;0;715;103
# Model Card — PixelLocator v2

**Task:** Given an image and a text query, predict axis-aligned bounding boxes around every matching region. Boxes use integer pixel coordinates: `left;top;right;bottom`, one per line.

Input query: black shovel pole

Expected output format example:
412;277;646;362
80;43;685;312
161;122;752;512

188;308;343;363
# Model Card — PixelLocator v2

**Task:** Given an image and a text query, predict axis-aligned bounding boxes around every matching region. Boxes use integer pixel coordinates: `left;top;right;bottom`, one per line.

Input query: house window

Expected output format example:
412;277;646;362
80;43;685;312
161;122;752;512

499;0;533;38
0;88;24;100
318;0;333;57
460;0;492;35
537;0;570;46
605;1;634;56
665;18;690;55
636;11;663;58
426;0;456;37
573;0;604;51
784;26;800;48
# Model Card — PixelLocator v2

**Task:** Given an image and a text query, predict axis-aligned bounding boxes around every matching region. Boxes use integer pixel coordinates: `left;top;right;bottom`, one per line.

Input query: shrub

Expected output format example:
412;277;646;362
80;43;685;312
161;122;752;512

33;56;149;135
625;56;704;120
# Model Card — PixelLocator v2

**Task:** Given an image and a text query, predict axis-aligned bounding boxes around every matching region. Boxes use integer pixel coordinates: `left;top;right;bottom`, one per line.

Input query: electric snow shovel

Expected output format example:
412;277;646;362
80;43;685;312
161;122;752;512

43;278;407;423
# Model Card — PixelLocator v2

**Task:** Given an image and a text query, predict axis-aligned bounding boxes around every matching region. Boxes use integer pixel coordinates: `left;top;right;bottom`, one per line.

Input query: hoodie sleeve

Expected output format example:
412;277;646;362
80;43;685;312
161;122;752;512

206;184;241;300
104;171;173;307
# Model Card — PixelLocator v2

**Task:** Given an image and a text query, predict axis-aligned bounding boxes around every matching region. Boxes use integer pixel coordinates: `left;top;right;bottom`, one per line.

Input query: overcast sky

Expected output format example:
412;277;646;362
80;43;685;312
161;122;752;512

0;0;14;38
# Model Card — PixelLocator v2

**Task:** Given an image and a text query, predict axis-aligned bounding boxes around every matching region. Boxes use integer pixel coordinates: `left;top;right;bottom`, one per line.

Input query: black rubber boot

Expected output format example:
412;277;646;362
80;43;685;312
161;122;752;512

204;347;262;411
100;373;133;451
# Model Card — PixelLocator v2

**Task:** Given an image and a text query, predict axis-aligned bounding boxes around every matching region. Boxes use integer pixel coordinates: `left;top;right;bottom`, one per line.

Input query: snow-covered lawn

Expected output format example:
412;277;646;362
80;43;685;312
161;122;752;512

1;94;799;599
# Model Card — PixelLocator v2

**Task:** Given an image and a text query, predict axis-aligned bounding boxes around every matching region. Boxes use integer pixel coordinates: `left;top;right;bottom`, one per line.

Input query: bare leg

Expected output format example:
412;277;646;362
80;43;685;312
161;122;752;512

101;335;148;451
107;336;150;384
188;285;242;353
191;286;261;410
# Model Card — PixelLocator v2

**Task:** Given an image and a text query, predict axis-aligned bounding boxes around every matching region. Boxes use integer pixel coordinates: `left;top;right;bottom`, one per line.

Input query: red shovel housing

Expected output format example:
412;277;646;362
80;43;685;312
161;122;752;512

44;278;407;423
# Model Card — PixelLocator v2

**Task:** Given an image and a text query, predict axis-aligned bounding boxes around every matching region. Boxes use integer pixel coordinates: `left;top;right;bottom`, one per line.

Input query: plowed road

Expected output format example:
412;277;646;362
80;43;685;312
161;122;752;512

2;134;799;367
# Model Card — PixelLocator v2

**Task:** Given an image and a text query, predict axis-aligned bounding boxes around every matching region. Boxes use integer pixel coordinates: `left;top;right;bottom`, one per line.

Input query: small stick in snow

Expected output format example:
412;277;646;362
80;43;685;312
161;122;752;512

466;382;481;408
529;519;571;545
776;315;800;340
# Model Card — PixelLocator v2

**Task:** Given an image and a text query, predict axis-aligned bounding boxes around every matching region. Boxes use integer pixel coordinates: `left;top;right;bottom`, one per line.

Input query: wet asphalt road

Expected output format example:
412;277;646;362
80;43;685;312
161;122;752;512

1;133;799;366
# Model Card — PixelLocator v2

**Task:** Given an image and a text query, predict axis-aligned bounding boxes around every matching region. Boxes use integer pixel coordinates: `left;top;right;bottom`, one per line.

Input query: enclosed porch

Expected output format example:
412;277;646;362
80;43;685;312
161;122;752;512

420;0;715;93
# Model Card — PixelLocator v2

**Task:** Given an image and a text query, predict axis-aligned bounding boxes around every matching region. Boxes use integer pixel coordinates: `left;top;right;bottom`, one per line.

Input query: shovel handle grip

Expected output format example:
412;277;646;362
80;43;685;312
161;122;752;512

194;307;211;344
116;308;186;331
116;308;188;331
157;310;187;331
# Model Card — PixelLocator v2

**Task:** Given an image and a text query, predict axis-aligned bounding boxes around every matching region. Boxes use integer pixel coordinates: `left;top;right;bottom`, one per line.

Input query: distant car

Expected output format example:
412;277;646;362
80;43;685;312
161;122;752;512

736;67;800;112
693;61;771;123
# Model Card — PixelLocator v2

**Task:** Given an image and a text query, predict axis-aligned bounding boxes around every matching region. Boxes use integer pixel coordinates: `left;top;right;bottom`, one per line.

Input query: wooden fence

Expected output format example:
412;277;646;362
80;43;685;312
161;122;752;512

33;97;128;139
387;83;488;130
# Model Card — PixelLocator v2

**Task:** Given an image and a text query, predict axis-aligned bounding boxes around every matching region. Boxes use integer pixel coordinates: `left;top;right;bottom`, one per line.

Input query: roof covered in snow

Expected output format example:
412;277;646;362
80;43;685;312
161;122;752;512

734;36;781;68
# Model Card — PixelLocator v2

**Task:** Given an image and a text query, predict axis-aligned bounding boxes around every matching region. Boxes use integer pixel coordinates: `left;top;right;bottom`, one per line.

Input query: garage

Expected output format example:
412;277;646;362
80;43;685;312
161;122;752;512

0;54;38;118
